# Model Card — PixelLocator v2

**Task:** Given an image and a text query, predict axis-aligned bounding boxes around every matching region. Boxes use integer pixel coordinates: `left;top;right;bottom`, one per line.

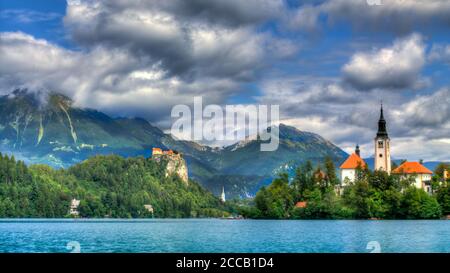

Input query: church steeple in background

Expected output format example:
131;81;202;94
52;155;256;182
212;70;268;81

220;186;226;202
376;103;388;138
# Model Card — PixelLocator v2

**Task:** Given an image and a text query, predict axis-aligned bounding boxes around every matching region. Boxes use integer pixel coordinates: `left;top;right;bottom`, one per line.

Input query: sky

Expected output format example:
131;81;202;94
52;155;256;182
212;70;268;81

0;0;450;161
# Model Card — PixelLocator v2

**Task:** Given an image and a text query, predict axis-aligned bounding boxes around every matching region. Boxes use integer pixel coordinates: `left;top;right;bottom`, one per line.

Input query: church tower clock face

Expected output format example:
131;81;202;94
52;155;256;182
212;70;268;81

374;104;391;174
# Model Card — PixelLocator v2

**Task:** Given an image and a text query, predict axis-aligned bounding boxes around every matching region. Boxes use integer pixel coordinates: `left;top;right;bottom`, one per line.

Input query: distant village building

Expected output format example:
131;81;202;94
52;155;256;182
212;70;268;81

69;199;80;216
339;145;367;186
444;169;449;181
295;201;307;208
374;104;391;174
220;186;226;202
314;169;328;181
392;162;433;193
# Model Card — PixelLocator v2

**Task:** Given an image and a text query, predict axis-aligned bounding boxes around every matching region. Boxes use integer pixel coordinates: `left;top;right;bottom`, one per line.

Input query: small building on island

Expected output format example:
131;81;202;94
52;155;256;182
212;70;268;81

295;201;307;209
392;161;433;193
144;204;154;215
339;145;367;186
69;199;80;217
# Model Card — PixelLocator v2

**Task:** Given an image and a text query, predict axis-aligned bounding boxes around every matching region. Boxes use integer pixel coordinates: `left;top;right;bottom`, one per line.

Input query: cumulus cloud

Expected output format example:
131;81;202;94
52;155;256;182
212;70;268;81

286;5;321;32
0;32;79;90
342;34;426;90
260;78;361;108
1;0;449;161
0;31;238;123
396;88;450;129
0;0;296;127
63;0;290;80
256;72;450;160
288;0;450;34
257;76;374;144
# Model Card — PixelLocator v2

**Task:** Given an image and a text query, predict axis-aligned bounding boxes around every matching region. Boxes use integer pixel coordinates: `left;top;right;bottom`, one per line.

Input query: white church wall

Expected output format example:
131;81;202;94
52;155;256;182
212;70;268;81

340;169;355;186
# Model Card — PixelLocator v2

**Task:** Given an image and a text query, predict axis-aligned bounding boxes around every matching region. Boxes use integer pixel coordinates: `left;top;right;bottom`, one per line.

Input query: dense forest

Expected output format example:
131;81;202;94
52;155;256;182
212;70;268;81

0;153;228;218
237;158;450;219
1;152;449;220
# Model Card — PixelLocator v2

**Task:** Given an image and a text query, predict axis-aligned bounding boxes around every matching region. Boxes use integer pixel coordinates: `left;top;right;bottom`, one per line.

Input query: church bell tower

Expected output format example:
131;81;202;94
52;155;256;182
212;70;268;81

374;104;391;174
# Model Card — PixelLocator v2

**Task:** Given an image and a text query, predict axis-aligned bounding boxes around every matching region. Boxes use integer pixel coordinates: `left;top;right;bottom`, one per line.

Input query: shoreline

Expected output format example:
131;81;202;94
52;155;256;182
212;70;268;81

0;217;448;221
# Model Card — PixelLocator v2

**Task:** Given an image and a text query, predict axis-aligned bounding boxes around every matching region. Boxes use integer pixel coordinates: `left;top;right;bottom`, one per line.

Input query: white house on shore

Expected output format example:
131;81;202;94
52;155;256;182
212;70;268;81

392;161;433;193
69;199;80;216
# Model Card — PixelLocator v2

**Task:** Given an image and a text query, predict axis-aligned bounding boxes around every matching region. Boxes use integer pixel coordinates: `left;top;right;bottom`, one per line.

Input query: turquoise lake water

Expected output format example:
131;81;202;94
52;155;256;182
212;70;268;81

0;219;448;253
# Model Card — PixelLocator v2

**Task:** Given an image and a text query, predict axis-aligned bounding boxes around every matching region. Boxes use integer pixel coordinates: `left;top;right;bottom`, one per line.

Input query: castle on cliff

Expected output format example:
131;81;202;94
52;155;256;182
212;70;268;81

152;148;189;184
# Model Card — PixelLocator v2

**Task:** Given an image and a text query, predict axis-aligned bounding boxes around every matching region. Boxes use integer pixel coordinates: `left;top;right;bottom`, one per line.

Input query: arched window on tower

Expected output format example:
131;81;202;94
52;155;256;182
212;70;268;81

378;141;384;148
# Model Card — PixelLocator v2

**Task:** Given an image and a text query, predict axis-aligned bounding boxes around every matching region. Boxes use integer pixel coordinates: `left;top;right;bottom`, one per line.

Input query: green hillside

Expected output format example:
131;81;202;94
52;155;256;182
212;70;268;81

0;152;227;218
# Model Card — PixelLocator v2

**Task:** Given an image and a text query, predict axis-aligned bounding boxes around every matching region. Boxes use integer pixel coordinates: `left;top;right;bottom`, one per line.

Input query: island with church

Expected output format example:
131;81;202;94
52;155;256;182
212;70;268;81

339;105;434;193
238;104;450;220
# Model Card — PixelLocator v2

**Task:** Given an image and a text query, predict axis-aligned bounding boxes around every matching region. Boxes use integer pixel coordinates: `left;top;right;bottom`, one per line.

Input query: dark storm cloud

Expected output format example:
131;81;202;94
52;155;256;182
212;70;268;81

64;0;287;80
288;0;450;34
154;0;283;27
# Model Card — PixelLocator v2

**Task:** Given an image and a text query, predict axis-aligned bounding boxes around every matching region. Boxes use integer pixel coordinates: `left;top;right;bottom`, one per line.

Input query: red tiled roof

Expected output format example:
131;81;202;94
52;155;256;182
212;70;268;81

339;153;366;169
295;201;307;208
392;162;432;175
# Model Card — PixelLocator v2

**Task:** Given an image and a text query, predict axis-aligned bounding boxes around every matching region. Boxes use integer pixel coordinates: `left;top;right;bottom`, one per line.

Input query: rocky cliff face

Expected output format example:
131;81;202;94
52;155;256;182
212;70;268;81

165;155;189;185
153;153;189;184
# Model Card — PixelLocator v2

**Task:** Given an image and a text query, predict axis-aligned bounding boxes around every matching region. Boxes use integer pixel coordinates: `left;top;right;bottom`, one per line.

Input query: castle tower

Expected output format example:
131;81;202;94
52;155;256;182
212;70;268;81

374;104;391;174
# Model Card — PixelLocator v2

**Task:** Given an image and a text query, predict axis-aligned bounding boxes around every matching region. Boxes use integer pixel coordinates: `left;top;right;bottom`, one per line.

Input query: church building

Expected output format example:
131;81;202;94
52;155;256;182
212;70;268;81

338;104;438;194
339;104;391;185
339;145;366;186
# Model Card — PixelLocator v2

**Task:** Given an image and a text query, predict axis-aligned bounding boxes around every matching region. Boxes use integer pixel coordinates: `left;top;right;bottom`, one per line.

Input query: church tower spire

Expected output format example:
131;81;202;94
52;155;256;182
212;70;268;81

374;103;391;174
376;103;388;138
355;144;360;157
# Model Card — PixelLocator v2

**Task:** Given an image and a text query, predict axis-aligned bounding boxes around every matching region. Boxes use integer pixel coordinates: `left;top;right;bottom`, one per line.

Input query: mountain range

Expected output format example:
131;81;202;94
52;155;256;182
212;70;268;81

0;89;350;197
